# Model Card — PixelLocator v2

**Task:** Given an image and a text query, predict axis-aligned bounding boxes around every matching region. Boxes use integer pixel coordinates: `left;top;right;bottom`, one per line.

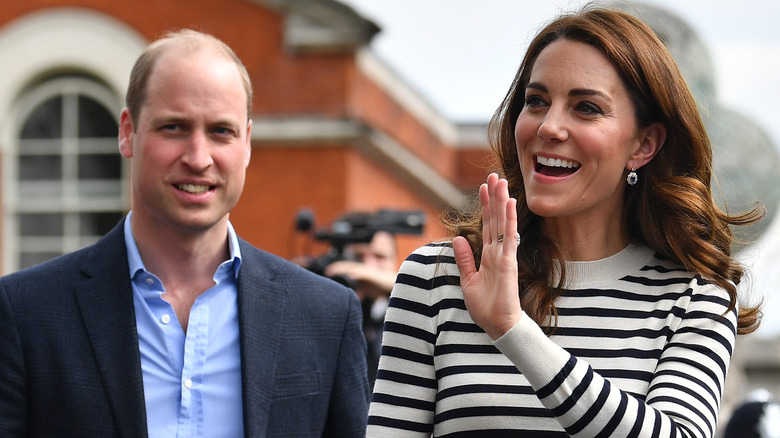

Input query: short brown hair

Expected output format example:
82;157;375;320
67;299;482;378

124;29;252;127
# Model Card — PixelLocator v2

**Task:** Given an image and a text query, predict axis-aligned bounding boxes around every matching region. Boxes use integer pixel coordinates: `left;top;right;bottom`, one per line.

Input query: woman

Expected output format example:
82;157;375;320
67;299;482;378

367;6;762;438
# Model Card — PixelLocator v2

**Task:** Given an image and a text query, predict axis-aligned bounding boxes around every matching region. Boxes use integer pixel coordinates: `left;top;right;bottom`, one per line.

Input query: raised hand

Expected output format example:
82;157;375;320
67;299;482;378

453;173;522;340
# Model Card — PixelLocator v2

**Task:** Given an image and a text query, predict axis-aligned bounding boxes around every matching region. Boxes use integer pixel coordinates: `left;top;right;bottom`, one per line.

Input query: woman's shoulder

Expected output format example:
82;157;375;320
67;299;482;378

633;245;734;308
399;240;458;275
392;241;462;302
404;241;455;264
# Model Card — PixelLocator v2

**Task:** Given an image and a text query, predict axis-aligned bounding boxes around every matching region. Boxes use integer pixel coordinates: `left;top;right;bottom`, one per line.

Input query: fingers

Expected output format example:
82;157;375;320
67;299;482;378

479;179;491;245
453;236;477;280
488;174;501;244
480;173;514;250
495;178;509;245
504;198;519;251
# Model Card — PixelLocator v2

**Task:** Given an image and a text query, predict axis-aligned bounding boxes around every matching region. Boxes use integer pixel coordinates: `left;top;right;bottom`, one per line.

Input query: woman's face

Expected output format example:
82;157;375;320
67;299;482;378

515;39;645;229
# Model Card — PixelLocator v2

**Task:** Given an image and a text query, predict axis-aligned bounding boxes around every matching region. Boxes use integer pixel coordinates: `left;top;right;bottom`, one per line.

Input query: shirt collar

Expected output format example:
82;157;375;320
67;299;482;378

124;211;242;280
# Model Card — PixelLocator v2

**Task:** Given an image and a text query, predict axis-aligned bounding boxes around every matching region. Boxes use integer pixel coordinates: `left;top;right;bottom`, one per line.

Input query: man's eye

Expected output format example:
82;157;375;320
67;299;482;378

213;127;235;136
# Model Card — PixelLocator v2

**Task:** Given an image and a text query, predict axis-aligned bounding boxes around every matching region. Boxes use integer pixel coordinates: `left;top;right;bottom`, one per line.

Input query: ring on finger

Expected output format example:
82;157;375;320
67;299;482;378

497;234;504;243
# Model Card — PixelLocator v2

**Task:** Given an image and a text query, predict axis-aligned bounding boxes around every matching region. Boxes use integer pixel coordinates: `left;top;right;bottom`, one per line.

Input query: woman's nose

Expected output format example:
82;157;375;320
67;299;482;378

537;107;569;142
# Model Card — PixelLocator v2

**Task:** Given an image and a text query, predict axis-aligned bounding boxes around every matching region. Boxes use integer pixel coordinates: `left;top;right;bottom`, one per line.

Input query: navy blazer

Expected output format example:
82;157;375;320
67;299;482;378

0;219;369;437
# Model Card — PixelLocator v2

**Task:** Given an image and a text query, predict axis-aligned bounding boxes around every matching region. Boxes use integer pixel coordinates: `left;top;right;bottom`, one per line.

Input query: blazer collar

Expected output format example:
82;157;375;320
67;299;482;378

235;240;286;437
74;218;148;438
72;225;288;438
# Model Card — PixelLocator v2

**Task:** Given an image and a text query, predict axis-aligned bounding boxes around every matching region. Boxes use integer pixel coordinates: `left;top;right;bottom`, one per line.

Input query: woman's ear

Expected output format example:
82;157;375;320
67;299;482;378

628;122;666;170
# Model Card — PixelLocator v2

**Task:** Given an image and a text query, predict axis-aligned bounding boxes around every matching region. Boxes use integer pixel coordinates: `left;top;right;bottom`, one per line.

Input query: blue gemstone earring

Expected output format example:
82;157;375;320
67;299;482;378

626;168;638;185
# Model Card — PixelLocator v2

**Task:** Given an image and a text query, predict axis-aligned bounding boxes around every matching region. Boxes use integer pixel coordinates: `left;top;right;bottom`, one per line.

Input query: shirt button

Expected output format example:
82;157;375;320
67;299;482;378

161;314;171;324
145;277;154;285
184;378;193;389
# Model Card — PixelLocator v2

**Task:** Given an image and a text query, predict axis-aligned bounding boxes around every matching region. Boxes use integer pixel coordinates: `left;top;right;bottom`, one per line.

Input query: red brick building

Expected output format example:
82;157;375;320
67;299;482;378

0;0;491;273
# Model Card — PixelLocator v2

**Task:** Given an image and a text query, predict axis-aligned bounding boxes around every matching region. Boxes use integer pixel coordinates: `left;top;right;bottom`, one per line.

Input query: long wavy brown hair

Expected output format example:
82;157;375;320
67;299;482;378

444;7;763;334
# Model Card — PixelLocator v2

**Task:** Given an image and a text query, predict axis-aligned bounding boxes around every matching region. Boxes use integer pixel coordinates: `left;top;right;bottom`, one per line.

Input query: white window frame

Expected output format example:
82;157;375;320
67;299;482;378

0;9;145;273
10;76;126;270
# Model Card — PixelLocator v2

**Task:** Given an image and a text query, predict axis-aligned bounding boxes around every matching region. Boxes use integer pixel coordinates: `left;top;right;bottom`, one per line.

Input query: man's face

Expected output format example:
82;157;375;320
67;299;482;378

119;48;251;235
349;231;397;272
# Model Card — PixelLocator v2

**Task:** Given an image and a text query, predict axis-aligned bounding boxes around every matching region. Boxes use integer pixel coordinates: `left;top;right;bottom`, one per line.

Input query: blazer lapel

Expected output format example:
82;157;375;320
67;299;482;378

236;241;286;438
74;222;148;438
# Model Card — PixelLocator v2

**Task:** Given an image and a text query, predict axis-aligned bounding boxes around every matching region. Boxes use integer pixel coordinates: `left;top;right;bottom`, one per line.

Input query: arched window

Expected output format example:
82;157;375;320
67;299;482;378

9;75;126;271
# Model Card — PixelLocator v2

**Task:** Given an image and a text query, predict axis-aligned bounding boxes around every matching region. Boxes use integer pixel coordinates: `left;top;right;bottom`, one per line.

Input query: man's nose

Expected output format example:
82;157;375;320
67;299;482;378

181;131;214;171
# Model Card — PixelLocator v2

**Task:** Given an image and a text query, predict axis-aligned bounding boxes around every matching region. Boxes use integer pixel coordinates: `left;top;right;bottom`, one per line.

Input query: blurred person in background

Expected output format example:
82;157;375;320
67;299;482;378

724;390;780;438
326;230;398;387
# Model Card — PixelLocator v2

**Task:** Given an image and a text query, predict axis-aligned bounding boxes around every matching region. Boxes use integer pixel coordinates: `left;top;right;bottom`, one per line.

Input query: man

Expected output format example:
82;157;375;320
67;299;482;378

324;231;398;387
0;30;369;437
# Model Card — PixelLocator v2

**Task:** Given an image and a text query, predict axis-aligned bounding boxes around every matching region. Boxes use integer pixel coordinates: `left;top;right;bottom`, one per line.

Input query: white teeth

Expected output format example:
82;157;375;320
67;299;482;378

177;183;210;195
536;156;581;168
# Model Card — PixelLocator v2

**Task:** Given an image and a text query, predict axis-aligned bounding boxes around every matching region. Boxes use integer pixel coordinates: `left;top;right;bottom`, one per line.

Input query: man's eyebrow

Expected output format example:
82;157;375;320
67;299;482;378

210;118;242;127
151;114;188;124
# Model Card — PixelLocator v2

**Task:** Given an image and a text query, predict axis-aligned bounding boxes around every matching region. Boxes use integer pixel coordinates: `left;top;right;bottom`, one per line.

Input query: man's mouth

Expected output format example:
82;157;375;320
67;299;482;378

176;183;213;195
535;156;581;177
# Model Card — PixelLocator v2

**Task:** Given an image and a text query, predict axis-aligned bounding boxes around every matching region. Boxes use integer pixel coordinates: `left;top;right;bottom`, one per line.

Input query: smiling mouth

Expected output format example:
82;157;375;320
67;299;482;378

176;183;214;195
535;156;581;177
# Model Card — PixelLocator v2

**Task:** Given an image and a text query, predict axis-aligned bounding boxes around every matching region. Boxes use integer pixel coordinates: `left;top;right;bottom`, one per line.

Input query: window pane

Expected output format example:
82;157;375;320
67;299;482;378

18;181;64;198
12;77;126;273
78;180;123;197
78;96;118;138
18;155;62;180
19;139;62;155
21;96;62;139
80;212;123;236
19;213;63;236
79;154;122;179
78;138;119;154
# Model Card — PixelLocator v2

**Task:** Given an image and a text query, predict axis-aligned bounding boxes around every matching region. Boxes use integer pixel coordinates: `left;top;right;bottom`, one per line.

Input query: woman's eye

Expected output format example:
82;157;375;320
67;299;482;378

524;95;546;107
576;101;603;115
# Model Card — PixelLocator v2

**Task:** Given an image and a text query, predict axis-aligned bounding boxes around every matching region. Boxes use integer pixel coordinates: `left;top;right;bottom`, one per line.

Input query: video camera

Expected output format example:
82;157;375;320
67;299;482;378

295;208;425;280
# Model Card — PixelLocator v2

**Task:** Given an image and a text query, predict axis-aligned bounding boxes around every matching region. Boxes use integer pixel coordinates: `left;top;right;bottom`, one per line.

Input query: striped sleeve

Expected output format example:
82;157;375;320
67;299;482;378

494;277;736;438
368;243;737;437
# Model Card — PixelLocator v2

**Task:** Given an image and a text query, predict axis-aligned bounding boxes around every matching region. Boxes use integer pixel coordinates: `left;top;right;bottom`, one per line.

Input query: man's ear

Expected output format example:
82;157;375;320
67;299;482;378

243;119;252;169
628;122;666;170
118;108;134;158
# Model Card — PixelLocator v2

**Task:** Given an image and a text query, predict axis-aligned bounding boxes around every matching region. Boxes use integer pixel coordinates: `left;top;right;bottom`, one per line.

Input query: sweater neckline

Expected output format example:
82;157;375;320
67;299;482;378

560;243;655;288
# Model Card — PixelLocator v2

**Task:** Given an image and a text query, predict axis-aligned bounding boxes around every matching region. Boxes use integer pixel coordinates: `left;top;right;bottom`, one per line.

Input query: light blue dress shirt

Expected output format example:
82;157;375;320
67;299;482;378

124;212;244;438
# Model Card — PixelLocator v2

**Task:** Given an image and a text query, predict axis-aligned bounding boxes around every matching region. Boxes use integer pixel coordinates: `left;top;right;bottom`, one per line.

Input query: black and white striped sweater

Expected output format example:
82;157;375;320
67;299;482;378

367;242;737;437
